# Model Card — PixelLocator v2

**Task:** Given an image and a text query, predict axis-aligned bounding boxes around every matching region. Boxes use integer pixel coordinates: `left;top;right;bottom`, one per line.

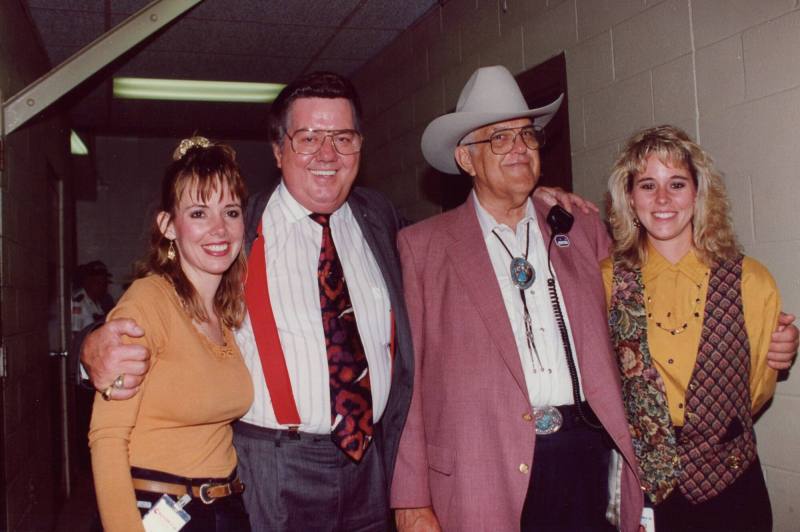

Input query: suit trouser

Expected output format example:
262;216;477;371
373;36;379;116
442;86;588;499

520;419;615;532
233;421;390;532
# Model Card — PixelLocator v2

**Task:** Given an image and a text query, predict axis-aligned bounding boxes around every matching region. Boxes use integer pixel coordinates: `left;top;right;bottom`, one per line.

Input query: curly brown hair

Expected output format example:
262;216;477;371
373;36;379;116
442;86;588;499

137;139;248;328
607;125;740;268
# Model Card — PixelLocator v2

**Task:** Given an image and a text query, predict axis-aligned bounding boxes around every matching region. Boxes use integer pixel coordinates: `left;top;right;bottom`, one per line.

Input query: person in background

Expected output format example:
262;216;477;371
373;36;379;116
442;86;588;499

89;137;253;531
603;125;779;532
71;260;115;470
72;260;113;333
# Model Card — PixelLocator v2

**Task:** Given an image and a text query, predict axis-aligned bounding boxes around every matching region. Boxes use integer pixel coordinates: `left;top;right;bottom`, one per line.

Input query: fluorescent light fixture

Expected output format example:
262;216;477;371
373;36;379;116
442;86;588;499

71;130;89;155
113;77;285;103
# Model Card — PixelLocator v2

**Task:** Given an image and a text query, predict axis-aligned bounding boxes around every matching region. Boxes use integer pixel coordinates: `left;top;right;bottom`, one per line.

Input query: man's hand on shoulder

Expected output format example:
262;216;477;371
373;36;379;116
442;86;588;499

395;507;442;532
533;186;599;215
767;312;799;370
81;318;150;400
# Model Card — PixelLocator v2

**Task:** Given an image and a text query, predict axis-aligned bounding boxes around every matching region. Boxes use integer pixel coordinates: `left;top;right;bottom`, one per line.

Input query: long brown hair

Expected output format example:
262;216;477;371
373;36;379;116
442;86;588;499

607;125;740;269
137;138;248;328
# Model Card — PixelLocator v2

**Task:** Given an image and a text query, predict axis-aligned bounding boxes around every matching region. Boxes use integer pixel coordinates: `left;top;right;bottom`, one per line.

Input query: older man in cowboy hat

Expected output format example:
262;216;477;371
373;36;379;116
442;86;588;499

390;65;644;531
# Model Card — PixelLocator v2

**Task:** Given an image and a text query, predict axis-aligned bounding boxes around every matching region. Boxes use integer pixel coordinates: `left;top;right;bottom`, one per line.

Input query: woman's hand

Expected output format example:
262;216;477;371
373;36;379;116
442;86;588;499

767;312;798;370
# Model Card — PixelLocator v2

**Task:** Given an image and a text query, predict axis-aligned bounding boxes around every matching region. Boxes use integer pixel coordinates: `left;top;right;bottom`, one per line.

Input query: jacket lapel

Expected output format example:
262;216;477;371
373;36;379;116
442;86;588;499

244;179;280;255
445;200;528;395
348;195;400;296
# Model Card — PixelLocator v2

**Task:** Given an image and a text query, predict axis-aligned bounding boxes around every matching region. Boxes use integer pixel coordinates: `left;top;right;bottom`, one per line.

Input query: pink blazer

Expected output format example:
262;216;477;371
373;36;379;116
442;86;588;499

390;197;643;531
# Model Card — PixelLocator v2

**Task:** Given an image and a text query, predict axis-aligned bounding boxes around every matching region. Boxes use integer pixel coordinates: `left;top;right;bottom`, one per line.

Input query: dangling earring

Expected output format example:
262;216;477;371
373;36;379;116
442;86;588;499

633;218;641;228
167;240;176;261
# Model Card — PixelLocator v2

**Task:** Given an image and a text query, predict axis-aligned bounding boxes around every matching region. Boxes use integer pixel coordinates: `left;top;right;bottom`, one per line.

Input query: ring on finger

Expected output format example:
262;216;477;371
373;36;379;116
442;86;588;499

102;386;113;401
112;374;125;389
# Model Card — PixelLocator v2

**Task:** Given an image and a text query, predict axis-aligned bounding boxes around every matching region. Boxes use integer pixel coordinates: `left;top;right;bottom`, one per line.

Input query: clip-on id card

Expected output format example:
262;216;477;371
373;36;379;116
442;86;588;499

142;494;191;532
640;507;655;532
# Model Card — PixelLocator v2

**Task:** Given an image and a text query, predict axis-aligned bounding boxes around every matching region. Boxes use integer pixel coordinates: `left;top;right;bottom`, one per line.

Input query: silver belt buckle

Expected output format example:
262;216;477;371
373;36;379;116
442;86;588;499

534;406;563;435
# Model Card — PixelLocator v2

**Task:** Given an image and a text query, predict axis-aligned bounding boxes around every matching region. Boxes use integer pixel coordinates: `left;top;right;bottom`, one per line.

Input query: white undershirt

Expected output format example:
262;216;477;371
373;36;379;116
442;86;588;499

236;183;393;433
473;192;584;406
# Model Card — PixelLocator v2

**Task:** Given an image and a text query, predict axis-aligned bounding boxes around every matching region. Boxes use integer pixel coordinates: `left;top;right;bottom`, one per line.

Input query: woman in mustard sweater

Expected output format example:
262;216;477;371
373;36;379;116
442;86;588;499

602;125;778;532
89;137;253;531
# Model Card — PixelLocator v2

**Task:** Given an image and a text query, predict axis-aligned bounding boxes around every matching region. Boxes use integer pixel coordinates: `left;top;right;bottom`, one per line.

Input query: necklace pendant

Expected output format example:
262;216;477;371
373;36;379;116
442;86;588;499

510;257;535;289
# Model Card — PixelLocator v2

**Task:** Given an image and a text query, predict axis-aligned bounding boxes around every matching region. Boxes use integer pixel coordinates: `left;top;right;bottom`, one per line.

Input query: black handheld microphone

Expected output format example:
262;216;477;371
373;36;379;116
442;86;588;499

543;203;600;428
546;205;574;235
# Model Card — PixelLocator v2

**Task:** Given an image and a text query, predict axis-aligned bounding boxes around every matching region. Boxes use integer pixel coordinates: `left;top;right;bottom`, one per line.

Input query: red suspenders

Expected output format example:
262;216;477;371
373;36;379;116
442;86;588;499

243;221;396;426
244;222;301;425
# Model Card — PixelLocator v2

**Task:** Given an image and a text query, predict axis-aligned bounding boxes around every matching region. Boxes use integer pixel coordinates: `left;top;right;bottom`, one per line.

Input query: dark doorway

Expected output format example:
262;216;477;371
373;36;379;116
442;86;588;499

517;53;572;192
438;53;573;211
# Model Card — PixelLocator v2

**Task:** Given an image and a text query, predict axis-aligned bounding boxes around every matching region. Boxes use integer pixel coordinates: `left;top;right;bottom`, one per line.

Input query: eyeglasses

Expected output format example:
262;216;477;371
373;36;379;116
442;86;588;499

285;128;363;155
460;125;546;155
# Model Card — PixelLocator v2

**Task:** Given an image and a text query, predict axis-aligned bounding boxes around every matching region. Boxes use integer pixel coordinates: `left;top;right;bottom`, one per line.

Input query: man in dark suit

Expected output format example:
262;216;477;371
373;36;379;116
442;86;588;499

81;72;414;531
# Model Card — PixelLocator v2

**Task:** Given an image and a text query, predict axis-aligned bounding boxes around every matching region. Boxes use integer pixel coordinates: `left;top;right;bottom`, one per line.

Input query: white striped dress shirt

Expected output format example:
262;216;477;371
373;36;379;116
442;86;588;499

235;183;393;433
473;192;584;407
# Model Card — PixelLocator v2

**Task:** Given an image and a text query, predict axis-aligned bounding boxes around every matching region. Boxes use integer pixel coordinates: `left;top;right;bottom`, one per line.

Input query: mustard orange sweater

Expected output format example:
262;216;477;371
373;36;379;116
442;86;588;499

89;275;253;532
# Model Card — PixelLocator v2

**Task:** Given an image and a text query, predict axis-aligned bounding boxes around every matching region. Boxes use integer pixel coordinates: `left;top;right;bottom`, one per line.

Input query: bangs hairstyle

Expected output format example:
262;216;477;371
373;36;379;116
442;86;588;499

268;71;362;145
607;125;740;269
138;141;248;328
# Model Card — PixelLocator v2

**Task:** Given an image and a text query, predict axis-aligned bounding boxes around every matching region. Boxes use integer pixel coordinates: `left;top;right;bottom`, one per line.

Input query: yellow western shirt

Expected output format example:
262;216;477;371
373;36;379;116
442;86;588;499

601;245;779;426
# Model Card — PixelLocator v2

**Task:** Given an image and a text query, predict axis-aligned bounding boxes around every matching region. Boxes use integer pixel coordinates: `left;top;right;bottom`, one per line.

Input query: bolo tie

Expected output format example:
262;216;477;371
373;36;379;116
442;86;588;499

492;222;550;374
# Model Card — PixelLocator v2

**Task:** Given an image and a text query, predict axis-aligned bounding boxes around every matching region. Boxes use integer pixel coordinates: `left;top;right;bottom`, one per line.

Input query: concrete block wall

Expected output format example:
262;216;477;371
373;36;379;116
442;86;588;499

0;1;74;530
351;0;800;528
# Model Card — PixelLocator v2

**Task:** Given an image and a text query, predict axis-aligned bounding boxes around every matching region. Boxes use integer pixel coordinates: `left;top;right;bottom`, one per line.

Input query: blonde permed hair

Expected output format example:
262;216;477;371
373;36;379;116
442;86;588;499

607;125;740;269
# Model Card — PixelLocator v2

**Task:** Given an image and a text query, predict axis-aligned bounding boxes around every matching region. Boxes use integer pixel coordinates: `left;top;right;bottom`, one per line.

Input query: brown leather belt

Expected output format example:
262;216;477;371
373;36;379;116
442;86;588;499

132;477;245;504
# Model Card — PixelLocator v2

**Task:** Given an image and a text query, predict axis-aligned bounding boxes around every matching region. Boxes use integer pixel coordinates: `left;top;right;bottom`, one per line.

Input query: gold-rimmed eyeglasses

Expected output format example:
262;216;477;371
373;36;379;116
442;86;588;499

460;125;545;155
285;128;363;155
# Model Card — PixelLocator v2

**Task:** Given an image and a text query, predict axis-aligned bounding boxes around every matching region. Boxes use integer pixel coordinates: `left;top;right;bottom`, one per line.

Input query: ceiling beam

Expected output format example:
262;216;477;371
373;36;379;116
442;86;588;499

1;0;203;135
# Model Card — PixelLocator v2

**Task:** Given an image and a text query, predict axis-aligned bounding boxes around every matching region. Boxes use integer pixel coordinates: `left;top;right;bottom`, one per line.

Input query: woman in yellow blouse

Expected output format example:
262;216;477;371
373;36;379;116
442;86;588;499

90;137;254;531
602;125;778;532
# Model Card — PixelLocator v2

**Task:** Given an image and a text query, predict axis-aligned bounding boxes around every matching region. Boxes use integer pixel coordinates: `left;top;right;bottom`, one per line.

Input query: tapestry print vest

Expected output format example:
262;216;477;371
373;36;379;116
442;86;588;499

609;256;757;505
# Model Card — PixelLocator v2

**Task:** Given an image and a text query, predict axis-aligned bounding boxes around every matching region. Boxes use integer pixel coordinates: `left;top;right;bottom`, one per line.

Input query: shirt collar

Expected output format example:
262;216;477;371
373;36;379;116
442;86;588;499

643;240;709;285
276;180;350;224
472;190;536;240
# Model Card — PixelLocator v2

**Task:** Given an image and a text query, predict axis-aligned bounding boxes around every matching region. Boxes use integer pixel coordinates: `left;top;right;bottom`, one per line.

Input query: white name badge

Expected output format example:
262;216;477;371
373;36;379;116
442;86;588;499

554;234;570;247
142;494;191;532
640;507;655;532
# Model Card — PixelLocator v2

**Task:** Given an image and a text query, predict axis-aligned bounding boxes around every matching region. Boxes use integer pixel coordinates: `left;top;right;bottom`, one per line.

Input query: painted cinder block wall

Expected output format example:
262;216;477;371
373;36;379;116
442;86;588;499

351;0;800;529
0;2;74;530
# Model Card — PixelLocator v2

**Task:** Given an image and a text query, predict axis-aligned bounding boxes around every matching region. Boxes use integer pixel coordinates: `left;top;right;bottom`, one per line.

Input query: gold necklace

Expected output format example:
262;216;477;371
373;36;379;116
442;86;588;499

646;273;707;336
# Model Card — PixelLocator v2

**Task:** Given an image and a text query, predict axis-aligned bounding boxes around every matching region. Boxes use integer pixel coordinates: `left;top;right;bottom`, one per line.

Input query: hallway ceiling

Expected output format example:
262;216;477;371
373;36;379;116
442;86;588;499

23;0;438;140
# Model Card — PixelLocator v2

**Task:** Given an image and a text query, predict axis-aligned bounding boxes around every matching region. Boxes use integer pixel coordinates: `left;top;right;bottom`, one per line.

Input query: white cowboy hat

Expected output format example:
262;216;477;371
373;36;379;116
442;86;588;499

421;65;563;174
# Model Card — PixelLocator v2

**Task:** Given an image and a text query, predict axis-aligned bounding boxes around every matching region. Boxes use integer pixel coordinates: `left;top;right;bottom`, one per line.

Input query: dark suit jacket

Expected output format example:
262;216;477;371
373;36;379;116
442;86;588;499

391;196;643;531
243;180;414;491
